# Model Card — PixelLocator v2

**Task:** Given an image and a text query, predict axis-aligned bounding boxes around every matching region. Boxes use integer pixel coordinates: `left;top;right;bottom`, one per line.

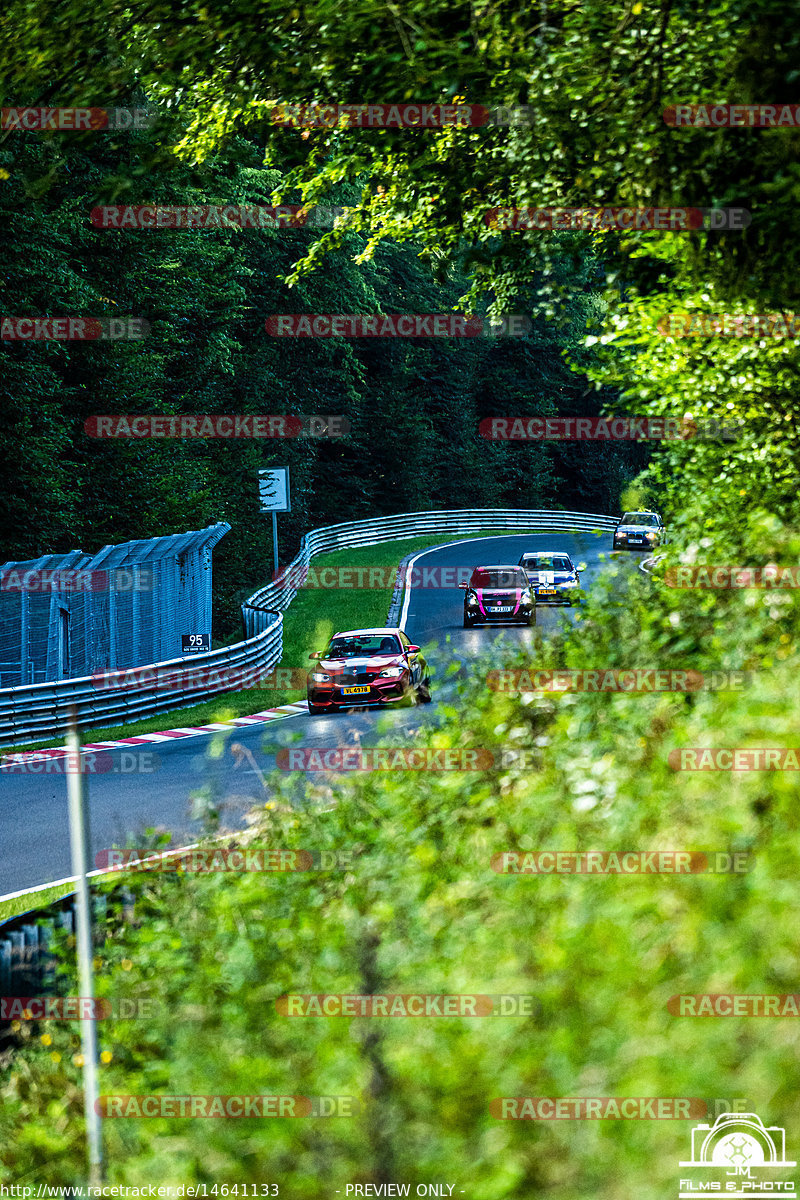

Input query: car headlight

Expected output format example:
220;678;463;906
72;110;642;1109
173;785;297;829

466;590;478;604
378;666;405;679
311;672;331;683
646;531;657;540
521;589;533;603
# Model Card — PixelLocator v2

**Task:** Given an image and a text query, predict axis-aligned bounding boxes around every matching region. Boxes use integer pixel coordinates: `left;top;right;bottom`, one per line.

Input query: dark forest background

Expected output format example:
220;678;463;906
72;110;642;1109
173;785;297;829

0;120;647;636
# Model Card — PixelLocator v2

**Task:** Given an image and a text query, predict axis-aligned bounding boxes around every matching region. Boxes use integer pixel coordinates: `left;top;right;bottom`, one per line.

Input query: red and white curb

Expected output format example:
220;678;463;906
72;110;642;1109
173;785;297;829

0;702;309;768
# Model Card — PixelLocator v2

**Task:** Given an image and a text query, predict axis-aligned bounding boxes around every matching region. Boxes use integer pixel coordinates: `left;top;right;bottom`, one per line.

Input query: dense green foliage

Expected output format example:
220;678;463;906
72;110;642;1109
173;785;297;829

4;535;800;1191
0;119;642;638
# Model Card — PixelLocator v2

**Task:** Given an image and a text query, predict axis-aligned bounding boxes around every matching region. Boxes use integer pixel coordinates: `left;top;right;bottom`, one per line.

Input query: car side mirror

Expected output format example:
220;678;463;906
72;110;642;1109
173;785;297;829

406;644;420;653
309;650;323;660
458;581;467;589
578;562;587;572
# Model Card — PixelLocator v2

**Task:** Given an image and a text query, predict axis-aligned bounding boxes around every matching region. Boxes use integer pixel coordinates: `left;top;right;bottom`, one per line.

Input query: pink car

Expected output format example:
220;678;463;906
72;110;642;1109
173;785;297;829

459;565;535;628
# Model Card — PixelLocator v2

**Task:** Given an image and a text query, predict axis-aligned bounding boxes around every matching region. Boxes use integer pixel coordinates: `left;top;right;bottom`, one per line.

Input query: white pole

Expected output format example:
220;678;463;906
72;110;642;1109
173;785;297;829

66;708;104;1185
272;510;279;577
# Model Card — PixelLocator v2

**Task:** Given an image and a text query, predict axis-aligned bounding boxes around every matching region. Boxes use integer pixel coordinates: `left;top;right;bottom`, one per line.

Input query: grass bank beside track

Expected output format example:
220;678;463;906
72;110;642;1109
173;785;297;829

0;881;77;922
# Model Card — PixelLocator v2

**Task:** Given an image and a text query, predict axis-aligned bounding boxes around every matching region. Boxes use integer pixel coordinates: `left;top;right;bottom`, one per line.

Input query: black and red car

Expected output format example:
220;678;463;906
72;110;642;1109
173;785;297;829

459;565;535;627
306;627;431;714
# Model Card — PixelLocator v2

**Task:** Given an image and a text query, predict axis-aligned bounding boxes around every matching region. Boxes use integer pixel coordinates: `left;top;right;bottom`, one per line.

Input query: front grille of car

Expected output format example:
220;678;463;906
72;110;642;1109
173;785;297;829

482;591;514;602
339;670;371;685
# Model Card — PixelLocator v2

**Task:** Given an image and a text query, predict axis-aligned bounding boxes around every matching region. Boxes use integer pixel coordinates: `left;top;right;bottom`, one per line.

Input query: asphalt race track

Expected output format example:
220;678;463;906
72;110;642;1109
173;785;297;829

0;530;642;896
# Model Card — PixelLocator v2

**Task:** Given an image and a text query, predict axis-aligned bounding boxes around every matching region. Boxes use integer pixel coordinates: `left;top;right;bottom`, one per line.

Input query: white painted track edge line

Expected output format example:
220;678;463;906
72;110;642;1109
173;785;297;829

398;533;556;631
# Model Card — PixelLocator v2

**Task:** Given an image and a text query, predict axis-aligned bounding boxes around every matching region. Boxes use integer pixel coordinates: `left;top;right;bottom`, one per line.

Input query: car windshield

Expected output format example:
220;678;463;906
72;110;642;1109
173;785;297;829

326;635;401;657
621;512;659;526
521;555;572;572
471;568;528;589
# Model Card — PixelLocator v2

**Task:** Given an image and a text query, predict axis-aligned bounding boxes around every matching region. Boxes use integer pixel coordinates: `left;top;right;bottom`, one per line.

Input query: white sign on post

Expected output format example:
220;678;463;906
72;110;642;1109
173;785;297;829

258;468;291;513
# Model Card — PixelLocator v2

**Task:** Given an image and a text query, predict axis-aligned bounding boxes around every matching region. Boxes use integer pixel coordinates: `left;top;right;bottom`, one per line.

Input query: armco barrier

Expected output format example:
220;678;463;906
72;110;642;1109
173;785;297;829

0;890;136;1033
242;508;620;634
0;509;618;746
640;554;667;576
0;617;283;748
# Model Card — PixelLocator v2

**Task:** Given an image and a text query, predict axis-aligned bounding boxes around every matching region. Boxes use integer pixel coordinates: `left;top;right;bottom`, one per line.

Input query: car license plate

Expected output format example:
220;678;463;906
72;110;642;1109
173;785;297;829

492;606;512;613
341;685;370;695
538;588;557;594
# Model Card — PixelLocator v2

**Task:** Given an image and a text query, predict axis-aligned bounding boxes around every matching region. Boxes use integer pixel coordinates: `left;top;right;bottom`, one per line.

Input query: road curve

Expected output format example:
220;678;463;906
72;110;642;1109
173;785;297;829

0;529;633;896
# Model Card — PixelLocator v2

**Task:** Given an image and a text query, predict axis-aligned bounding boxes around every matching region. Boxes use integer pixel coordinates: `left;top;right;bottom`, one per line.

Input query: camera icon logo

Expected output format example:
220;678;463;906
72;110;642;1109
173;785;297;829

680;1112;796;1172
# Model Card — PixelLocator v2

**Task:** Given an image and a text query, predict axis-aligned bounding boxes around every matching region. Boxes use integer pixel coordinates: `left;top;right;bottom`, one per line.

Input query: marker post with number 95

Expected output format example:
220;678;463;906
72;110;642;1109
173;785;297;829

182;633;211;653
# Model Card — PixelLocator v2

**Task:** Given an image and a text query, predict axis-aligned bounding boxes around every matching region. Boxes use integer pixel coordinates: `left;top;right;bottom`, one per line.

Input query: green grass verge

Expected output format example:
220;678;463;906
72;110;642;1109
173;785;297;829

2;527;560;755
0;881;77;923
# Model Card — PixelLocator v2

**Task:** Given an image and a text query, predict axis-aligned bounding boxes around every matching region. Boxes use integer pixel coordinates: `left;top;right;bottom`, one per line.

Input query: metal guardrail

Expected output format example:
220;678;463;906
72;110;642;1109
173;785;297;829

0;891;134;1023
242;508;620;633
0;619;283;748
639;553;667;576
0;508;618;746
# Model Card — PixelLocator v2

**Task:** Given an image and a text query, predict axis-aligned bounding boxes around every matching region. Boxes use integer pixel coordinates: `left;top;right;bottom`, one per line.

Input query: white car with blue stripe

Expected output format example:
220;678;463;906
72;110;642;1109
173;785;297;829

518;551;582;605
